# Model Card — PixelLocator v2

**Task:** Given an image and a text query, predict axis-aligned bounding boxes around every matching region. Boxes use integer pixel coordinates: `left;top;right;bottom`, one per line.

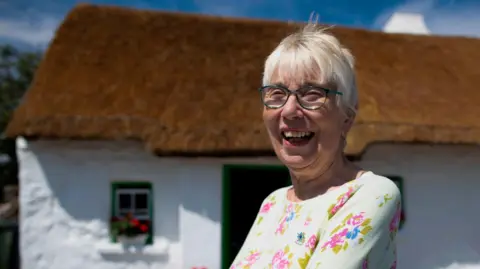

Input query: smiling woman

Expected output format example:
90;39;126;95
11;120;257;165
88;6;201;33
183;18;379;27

230;20;401;269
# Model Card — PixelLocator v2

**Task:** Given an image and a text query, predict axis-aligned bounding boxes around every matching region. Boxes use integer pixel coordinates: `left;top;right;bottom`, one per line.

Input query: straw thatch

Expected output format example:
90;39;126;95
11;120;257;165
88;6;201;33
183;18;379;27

5;4;480;156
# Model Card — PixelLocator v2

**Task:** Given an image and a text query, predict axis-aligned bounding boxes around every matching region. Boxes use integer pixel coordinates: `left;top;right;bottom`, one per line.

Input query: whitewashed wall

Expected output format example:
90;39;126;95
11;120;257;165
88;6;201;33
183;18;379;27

16;139;228;269
357;144;480;269
17;138;480;269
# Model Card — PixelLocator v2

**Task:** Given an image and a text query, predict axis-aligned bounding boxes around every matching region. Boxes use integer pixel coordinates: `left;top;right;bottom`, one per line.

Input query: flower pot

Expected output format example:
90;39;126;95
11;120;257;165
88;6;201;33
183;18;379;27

117;234;148;245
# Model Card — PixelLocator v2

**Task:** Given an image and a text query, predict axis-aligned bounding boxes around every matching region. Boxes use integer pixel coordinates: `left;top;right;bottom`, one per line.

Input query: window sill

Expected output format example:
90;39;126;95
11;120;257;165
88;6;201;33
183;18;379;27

96;238;169;255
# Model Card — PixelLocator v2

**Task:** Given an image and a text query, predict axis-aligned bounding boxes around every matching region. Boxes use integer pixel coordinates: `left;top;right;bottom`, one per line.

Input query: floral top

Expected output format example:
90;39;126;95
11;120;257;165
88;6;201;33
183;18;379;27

230;171;401;269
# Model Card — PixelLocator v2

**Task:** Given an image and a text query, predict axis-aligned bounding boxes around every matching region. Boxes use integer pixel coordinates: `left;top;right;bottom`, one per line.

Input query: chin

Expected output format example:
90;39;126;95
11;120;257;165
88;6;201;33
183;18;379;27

277;148;316;169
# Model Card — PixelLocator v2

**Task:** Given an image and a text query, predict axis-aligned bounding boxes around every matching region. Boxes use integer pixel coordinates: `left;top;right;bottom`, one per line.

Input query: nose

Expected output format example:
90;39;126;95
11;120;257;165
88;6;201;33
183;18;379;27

280;94;303;119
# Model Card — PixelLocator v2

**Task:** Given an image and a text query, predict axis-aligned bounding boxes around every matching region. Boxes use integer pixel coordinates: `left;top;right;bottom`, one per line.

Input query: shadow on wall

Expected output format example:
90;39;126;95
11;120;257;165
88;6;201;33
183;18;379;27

179;164;222;223
99;252;169;263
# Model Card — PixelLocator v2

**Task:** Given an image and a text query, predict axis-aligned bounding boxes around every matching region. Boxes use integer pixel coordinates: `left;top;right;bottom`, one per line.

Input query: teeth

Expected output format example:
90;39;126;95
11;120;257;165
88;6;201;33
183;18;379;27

283;131;313;138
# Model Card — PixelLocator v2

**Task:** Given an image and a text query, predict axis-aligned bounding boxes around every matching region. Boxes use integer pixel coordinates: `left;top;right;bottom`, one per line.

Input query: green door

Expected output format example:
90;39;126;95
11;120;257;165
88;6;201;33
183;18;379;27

221;164;291;269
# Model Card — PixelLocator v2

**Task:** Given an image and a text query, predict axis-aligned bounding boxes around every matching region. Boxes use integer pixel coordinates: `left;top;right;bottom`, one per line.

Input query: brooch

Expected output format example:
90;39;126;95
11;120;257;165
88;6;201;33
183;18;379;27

296;232;306;245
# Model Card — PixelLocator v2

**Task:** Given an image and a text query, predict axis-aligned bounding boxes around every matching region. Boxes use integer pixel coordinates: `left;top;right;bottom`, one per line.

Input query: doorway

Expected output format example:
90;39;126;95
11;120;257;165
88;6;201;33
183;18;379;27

221;164;291;269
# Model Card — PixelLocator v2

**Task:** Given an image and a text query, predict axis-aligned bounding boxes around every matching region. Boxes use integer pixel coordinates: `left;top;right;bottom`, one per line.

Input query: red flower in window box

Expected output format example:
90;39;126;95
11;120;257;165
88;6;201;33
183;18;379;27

110;212;150;238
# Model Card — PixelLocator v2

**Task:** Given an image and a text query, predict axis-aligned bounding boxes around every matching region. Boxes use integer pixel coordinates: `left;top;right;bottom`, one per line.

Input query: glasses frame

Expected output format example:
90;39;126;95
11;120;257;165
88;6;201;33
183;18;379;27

258;84;343;110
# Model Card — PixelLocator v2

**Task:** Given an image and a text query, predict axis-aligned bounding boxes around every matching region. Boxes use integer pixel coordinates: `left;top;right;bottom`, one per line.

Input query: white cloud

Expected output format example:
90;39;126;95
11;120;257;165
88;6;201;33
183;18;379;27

0;14;60;47
374;0;480;38
373;0;434;29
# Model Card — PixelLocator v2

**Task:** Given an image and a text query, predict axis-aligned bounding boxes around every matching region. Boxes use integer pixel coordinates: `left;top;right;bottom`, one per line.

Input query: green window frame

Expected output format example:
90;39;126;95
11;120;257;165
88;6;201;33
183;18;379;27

110;181;154;245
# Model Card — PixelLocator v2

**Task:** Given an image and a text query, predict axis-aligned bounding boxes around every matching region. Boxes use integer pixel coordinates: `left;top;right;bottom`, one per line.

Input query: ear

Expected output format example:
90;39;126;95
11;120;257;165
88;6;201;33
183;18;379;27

342;109;355;136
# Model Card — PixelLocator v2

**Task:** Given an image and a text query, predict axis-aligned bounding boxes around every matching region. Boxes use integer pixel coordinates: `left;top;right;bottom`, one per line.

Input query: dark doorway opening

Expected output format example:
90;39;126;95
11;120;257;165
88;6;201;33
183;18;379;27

221;164;291;269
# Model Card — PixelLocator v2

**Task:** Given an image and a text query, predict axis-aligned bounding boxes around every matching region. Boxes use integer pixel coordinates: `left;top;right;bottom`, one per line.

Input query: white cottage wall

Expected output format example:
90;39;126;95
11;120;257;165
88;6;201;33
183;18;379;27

16;137;480;269
16;138;238;269
356;144;480;269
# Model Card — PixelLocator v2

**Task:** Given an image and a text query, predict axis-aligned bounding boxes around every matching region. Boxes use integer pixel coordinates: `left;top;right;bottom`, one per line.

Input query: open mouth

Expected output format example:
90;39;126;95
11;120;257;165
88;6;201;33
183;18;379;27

281;131;315;146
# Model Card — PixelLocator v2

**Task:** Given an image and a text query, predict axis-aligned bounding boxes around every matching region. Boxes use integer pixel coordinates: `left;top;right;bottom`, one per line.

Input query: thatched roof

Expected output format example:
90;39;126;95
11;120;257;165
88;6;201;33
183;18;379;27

5;4;480;156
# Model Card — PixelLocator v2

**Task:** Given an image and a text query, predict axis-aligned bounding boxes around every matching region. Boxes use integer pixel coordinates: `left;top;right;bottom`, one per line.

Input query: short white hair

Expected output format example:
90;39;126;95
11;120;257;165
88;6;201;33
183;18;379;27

262;23;358;116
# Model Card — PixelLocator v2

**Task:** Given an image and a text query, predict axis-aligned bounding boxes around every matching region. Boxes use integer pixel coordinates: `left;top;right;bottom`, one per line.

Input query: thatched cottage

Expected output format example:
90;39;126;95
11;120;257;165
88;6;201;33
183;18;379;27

5;4;480;269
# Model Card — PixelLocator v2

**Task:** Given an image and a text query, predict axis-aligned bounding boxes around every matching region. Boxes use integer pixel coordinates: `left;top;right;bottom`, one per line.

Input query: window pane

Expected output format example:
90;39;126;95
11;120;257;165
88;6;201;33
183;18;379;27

135;209;149;215
118;209;131;216
135;193;148;209
119;193;131;209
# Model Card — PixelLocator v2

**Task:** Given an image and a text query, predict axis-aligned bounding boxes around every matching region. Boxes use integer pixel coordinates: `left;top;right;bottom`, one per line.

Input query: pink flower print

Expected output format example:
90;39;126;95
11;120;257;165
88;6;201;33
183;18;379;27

286;203;294;213
347;212;366;226
330;203;342;216
275;259;290;269
390;260;397;269
272;250;283;264
271;250;290;269
390;207;402;232
330;186;357;216
305;235;318;250
245;251;261;265
321;228;348;250
275;219;286;235
331;196;347;215
261;202;274;214
362;259;368;269
230;261;242;269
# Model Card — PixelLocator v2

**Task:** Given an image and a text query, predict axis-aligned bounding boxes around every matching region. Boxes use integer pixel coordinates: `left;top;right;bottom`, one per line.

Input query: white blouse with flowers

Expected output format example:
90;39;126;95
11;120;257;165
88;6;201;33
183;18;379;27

230;171;401;269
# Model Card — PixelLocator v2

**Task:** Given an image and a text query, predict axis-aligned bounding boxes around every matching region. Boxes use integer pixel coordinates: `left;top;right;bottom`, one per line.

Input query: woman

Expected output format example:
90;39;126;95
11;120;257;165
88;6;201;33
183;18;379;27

230;23;401;269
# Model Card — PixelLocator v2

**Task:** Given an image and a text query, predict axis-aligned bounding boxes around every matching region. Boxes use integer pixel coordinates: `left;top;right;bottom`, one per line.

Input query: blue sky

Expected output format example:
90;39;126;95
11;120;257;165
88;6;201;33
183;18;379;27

0;0;479;51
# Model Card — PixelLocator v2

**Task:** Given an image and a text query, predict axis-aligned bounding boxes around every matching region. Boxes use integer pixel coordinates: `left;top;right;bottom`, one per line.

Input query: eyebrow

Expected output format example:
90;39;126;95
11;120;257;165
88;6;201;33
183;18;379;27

270;81;329;89
303;82;325;88
271;82;288;88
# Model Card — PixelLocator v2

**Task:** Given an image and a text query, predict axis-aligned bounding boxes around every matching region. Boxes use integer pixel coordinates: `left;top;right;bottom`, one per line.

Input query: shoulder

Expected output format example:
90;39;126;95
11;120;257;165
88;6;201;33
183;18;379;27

327;172;401;220
262;186;289;204
255;186;289;213
357;172;400;198
311;173;401;268
346;172;401;223
356;172;401;206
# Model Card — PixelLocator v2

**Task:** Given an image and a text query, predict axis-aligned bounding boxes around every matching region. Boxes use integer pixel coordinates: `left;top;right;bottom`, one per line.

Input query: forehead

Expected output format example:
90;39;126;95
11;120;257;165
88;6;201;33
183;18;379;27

268;55;332;88
269;67;334;90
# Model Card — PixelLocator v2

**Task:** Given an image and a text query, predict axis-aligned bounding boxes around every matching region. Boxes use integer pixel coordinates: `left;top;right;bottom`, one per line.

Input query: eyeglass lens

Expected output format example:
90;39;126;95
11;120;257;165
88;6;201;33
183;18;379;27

261;86;328;109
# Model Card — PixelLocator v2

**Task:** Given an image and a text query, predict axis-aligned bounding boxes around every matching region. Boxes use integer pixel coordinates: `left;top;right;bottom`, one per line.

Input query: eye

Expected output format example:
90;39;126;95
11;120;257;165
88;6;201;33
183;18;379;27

301;88;326;100
264;87;286;98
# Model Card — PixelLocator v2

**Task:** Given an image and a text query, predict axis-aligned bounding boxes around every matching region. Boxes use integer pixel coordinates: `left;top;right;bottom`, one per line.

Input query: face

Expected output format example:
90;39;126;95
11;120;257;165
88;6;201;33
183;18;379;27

262;71;352;174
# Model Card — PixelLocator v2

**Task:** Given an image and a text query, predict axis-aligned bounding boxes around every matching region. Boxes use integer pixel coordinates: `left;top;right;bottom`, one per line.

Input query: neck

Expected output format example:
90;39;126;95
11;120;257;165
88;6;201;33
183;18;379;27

288;152;361;201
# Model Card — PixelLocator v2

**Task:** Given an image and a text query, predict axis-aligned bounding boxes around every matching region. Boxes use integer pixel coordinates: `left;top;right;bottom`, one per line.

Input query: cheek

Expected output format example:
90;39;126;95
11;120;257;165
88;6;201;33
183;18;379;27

263;109;280;135
305;109;329;129
307;111;343;136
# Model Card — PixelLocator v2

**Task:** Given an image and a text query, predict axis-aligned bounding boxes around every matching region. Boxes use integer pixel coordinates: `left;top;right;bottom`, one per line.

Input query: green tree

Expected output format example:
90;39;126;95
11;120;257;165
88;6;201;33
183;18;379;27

0;45;42;129
0;44;42;198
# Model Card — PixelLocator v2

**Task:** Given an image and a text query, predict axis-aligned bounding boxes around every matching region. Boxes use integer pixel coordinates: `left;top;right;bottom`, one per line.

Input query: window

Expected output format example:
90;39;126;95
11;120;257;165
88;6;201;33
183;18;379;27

384;175;406;229
110;182;153;244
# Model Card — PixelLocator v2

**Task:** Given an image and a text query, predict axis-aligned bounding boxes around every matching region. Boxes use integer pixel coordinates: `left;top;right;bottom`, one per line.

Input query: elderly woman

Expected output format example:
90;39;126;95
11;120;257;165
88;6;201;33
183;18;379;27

229;23;401;269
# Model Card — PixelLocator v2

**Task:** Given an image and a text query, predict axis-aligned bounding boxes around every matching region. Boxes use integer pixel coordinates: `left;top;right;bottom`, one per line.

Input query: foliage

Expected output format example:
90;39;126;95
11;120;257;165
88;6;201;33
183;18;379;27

0;44;42;130
0;44;42;200
110;213;150;238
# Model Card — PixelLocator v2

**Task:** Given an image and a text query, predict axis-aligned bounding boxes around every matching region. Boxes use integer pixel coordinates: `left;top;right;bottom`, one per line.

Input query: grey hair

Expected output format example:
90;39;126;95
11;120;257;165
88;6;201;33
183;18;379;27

262;20;358;117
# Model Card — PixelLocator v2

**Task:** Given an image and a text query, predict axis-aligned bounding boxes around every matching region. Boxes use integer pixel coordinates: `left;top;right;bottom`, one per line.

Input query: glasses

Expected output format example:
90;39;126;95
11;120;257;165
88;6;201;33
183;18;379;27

258;84;343;110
